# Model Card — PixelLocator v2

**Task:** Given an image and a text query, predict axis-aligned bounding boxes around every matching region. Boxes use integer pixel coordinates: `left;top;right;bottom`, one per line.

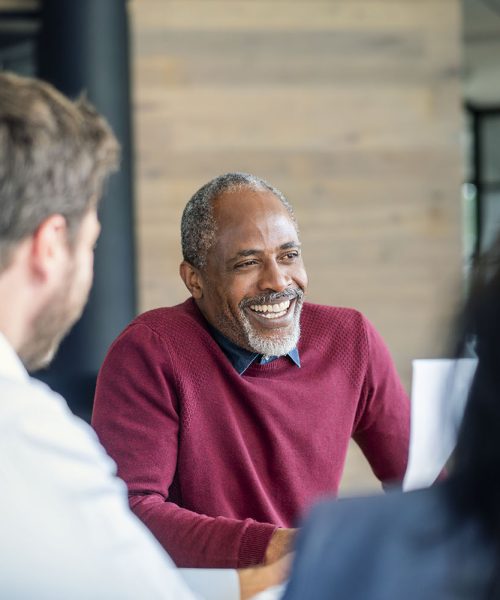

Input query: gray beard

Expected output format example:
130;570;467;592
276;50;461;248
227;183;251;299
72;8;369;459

240;295;303;357
19;262;87;372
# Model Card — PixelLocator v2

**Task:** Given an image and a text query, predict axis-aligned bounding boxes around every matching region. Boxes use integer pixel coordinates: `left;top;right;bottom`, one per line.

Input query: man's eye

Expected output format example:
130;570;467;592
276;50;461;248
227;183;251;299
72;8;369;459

235;260;257;269
282;251;299;261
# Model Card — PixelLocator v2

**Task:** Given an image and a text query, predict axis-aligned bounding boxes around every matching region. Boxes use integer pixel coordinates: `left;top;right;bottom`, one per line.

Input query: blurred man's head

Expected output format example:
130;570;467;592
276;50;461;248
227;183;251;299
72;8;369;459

180;173;308;356
0;72;119;370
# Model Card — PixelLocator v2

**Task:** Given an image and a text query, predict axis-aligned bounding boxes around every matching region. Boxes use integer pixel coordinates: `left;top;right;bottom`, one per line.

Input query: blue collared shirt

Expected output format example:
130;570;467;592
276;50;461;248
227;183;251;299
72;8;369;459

208;325;301;375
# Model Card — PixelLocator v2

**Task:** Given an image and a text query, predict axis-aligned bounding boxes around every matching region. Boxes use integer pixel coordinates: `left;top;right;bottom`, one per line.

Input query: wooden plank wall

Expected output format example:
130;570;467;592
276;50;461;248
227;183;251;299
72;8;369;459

131;1;463;491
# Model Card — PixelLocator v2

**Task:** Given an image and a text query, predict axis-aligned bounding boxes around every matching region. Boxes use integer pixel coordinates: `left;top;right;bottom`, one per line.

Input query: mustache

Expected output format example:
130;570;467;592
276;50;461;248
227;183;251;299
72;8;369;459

239;287;304;309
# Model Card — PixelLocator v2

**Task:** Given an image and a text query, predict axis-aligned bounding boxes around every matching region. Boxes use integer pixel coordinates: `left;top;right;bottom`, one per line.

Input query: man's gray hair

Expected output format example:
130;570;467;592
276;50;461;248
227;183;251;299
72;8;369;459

0;72;120;271
181;172;297;270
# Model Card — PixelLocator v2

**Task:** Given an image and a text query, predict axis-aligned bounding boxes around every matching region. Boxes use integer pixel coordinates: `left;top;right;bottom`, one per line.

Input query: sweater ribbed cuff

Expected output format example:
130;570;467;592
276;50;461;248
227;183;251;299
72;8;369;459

238;520;277;568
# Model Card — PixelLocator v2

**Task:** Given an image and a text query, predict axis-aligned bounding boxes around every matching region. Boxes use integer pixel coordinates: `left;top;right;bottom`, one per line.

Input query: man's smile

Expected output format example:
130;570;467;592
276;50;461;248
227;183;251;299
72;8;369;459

249;299;291;319
242;297;298;330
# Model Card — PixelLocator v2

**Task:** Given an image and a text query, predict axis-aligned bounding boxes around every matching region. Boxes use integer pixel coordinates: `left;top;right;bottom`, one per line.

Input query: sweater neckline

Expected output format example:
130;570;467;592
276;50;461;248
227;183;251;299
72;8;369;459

241;355;297;379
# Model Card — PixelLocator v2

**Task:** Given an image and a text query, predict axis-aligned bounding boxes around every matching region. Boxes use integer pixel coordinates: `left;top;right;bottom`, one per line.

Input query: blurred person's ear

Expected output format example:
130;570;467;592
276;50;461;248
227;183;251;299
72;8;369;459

30;214;69;281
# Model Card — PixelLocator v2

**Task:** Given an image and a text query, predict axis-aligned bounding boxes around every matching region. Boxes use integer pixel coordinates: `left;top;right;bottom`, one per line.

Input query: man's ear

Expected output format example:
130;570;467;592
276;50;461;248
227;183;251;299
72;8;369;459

31;214;68;279
179;261;204;299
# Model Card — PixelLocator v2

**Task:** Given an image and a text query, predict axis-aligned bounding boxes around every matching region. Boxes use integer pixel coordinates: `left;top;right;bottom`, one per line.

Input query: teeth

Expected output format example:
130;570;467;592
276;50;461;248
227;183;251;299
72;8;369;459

262;310;287;319
249;300;291;314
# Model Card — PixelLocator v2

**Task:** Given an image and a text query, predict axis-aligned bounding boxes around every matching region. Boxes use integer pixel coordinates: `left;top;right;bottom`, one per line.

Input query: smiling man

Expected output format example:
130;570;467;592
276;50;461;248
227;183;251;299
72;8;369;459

181;181;306;364
92;172;410;570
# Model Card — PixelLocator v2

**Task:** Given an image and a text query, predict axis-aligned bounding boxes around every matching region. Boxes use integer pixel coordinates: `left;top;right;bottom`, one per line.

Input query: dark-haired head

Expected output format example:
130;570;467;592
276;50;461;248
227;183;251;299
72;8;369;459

447;234;500;596
452;236;500;488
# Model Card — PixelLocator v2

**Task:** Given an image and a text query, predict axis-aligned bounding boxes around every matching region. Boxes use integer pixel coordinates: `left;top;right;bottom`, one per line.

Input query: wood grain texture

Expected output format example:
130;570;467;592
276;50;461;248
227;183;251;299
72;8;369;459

131;0;463;491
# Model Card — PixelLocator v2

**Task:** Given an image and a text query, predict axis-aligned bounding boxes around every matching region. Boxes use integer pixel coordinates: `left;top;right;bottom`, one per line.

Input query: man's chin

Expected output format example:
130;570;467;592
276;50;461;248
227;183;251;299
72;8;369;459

245;326;300;357
22;345;57;373
20;321;73;372
242;296;303;350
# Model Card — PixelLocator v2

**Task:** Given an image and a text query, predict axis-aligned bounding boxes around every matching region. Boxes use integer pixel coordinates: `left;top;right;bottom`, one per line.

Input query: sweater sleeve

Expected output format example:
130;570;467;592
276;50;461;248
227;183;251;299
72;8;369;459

92;323;275;568
352;316;410;485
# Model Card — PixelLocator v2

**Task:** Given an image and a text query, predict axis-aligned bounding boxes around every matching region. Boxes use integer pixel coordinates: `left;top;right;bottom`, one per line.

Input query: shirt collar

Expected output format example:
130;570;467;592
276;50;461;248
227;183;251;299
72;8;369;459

208;324;301;375
0;331;29;383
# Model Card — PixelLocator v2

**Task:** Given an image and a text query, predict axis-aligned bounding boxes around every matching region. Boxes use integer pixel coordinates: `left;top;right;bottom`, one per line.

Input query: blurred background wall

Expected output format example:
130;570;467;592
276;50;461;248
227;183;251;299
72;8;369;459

2;0;499;492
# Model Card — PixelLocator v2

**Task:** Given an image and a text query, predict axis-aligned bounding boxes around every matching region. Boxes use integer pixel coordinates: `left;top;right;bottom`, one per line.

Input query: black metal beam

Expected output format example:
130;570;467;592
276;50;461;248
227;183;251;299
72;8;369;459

467;103;500;261
36;0;136;421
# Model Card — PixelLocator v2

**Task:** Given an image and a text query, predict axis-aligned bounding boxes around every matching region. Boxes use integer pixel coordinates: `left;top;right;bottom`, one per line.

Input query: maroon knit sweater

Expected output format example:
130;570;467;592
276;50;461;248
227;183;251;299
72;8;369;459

92;299;409;568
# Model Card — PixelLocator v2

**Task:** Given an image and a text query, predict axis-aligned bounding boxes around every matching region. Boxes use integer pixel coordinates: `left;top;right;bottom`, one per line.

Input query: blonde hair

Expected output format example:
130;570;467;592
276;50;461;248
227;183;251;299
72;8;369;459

0;72;120;270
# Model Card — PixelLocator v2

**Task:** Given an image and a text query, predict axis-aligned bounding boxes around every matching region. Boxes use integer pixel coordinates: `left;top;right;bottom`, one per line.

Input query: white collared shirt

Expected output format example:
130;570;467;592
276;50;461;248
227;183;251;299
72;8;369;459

0;333;238;600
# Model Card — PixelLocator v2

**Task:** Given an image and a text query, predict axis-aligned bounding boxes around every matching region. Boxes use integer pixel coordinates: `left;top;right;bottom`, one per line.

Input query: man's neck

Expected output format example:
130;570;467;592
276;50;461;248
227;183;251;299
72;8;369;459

0;268;37;359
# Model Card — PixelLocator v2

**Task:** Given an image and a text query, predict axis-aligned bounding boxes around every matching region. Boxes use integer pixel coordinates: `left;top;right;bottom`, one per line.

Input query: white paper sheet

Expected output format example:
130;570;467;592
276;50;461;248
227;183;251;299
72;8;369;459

250;584;286;600
403;358;477;491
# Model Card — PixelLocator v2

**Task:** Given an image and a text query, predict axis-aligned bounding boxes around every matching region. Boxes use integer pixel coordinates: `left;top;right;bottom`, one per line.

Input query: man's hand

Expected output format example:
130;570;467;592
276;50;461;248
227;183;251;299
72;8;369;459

264;528;297;565
238;553;292;600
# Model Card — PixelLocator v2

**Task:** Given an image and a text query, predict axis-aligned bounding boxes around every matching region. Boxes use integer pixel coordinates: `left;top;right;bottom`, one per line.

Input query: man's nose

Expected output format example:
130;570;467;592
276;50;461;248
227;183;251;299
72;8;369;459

258;260;290;292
